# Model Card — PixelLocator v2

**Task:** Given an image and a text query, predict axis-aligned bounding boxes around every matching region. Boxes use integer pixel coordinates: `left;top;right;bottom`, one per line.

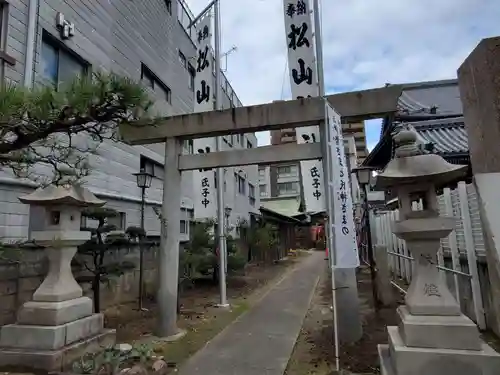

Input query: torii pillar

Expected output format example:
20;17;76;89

458;36;500;335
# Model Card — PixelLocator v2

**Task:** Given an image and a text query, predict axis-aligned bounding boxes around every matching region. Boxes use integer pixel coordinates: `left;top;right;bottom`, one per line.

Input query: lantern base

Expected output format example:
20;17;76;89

379;324;500;375
0;297;115;371
397;306;481;351
17;296;93;326
0;328;115;372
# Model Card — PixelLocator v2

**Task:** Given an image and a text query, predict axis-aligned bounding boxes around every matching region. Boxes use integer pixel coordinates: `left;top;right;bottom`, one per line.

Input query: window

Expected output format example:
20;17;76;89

140;155;164;180
277;166;291;175
238;175;246;195
177;0;195;40
141;63;171;103
258;167;266;177
40;32;87;88
183;140;193;154
277;182;299;196
277;165;298;177
259;184;268;197
188;63;195;91
108;212;126;231
165;0;172;14
180;220;188;234
178;51;186;68
248;183;256;206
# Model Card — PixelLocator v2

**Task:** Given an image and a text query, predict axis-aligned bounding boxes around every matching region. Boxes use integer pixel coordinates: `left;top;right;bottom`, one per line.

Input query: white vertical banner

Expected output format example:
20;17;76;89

327;103;359;268
193;15;217;220
283;0;325;213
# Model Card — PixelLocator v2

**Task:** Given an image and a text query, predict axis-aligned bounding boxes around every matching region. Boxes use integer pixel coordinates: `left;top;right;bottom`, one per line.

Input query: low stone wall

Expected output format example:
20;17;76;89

0;245;159;326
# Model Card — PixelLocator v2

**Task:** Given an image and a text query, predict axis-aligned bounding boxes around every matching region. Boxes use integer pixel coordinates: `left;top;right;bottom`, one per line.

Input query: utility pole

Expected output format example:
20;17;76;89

187;0;228;308
214;0;229;307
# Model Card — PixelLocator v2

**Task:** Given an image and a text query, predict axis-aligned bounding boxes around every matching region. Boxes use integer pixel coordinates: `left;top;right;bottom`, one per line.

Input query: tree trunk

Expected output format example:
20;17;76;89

93;275;100;313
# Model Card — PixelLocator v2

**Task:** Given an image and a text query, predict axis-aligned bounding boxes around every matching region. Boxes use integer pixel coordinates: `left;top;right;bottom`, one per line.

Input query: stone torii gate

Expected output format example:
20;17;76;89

119;85;402;340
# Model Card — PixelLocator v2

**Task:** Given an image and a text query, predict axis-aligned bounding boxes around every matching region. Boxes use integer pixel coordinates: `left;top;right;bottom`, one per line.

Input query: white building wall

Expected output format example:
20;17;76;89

0;0;258;242
258;166;271;199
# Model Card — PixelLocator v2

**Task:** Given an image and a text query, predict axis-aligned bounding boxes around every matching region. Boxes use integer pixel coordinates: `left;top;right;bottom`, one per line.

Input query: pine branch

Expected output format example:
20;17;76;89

0;72;155;184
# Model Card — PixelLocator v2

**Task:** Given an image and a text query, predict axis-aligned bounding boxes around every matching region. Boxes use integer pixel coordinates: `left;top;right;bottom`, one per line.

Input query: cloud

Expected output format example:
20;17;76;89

185;0;500;147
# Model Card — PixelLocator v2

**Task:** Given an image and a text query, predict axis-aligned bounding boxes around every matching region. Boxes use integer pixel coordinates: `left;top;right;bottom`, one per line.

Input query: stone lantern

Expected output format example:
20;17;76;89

376;127;500;375
0;184;116;371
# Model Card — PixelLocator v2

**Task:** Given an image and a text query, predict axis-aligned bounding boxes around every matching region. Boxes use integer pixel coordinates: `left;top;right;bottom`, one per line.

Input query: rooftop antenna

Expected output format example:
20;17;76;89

221;45;237;72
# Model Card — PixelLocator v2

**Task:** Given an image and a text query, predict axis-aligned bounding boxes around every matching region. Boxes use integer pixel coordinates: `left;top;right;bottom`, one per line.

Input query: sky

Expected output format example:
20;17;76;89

185;0;500;151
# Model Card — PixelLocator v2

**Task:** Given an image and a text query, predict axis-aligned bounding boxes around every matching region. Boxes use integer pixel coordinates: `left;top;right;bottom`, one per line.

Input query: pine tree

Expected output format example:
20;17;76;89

76;207;135;313
0;72;153;185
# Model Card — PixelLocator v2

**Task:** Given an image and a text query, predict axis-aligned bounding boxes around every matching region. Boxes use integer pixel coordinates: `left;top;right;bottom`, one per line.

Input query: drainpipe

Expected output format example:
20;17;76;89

24;0;38;88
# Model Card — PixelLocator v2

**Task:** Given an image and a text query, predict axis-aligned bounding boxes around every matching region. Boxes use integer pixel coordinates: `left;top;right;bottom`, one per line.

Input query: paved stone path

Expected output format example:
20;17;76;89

177;251;323;375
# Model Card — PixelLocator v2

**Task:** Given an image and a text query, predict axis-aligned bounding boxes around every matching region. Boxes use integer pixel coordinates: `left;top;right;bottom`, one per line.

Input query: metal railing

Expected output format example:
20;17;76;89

387;251;472;279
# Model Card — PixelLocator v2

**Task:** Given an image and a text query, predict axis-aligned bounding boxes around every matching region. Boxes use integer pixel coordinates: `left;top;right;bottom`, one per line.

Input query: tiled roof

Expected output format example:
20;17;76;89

367;79;468;168
380;79;463;138
410;117;468;154
396;79;462;116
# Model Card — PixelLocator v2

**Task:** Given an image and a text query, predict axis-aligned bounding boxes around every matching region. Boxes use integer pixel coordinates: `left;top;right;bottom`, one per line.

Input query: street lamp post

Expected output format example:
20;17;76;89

353;166;380;311
134;168;153;310
224;207;232;274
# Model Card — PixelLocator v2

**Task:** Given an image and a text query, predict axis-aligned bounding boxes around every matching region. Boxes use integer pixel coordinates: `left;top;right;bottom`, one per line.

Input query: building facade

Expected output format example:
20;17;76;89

266;127;302;201
343;122;368;165
264;124;366;201
0;0;259;241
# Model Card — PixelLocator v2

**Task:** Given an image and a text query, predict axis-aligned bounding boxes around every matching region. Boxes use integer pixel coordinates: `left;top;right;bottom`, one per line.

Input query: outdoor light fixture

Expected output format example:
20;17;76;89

134;169;153;189
133;168;153;311
353;166;374;186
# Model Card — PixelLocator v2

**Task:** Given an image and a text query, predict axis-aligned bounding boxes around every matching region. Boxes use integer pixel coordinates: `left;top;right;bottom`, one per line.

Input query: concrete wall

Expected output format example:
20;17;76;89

0;0;259;241
0;246;159;326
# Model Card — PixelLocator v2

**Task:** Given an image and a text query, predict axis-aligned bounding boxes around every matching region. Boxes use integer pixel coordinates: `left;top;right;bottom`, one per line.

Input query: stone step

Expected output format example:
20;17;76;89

0;328;115;372
0;313;104;350
378;344;395;375
387;326;500;375
397;306;482;351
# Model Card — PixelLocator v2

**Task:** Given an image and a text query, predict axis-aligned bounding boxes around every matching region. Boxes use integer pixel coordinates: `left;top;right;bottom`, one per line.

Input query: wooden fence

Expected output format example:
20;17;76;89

370;181;490;330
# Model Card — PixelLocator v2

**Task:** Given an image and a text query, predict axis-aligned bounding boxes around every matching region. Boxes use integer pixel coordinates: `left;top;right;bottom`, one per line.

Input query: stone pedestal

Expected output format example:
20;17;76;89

0;246;115;371
377;213;500;375
0;186;115;371
379;317;500;375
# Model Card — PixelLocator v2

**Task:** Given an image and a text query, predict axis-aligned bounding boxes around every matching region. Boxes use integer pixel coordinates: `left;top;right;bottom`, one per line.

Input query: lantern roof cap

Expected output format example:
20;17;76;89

376;125;467;189
19;184;105;207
